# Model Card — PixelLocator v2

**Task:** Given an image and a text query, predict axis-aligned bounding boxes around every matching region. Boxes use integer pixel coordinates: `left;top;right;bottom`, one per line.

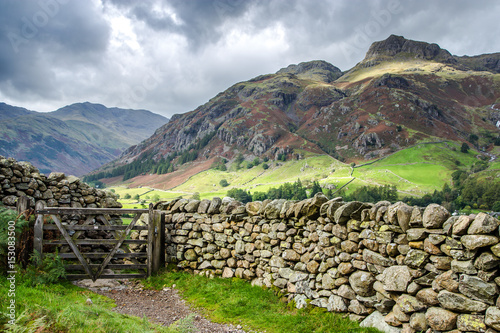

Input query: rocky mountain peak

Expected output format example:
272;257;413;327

276;60;343;83
363;34;456;64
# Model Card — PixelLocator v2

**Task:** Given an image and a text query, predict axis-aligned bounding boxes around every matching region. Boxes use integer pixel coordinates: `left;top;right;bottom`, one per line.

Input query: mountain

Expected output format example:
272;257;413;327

0;102;168;176
92;35;500;186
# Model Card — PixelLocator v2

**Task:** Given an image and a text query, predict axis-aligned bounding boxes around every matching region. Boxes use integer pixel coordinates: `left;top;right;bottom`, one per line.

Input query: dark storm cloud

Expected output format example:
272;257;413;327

106;0;254;49
0;0;499;117
0;0;110;99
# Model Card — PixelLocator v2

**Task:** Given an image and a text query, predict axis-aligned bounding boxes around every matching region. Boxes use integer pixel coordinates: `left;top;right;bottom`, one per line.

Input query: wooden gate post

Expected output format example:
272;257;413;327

152;210;165;274
33;201;45;261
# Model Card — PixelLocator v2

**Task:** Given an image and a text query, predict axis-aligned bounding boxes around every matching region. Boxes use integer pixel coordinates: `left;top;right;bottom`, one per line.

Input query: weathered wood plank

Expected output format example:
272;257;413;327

58;252;147;259
65;274;146;280
43;225;148;231
147;203;154;277
16;196;30;216
43;239;147;245
51;215;95;280
36;208;150;215
94;212;142;280
65;264;147;270
152;210;165;273
34;202;45;260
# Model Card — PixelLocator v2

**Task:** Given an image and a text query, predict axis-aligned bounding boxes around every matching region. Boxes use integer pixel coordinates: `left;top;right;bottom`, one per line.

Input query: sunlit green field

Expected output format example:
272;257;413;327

109;142;492;203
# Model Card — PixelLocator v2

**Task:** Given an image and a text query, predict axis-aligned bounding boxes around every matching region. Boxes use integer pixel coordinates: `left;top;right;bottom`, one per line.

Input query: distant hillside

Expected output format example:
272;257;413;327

92;35;500;188
0;102;168;176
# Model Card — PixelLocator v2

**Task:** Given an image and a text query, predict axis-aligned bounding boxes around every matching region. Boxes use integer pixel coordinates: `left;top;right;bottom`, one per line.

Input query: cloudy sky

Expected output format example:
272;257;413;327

1;0;499;118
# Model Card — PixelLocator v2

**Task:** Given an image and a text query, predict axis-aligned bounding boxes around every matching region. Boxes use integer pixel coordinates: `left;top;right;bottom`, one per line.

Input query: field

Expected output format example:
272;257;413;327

109;142;485;203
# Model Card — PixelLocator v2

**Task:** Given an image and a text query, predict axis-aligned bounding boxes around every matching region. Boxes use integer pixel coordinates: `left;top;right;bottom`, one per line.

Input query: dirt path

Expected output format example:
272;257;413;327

74;279;248;333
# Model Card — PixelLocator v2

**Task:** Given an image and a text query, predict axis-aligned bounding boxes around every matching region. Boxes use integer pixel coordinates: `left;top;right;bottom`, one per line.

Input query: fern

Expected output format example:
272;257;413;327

23;251;66;286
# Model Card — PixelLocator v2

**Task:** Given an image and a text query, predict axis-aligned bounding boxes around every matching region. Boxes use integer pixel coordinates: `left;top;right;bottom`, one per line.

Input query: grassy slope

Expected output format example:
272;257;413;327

109;142;487;201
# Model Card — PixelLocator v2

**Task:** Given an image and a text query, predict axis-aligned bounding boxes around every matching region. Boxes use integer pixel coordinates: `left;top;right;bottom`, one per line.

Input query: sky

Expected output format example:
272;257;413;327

0;0;499;118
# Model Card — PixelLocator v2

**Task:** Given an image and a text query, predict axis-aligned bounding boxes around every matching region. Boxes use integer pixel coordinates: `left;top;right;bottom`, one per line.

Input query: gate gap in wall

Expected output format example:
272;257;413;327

34;202;165;281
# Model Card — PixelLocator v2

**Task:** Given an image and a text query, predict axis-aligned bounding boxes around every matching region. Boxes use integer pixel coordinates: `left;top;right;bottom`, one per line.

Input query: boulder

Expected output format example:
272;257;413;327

425;307;458;331
437;290;488;312
468;213;500;235
381;266;412;292
422;204;450;229
349;271;376;297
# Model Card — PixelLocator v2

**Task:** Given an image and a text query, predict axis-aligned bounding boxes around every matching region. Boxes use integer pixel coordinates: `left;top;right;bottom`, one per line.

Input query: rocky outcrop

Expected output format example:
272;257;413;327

145;194;500;333
0;156;121;209
364;34;457;64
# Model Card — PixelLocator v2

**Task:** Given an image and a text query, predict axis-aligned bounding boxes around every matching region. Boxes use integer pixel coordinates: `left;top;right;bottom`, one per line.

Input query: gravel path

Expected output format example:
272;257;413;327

74;278;248;333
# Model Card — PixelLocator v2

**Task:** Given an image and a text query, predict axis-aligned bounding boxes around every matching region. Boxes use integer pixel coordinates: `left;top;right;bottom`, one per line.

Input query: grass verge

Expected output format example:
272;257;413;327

143;269;379;333
0;278;172;332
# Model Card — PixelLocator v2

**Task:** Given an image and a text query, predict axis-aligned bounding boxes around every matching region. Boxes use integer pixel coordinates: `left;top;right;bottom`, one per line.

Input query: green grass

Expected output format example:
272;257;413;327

0;269;379;333
109;142;496;202
0;279;173;332
144;269;379;333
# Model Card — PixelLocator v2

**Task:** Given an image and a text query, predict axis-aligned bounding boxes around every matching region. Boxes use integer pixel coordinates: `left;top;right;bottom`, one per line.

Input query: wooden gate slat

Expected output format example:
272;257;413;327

43;225;148;231
35;206;164;281
43;239;147;245
58;252;148;259
93;213;142;281
50;214;95;280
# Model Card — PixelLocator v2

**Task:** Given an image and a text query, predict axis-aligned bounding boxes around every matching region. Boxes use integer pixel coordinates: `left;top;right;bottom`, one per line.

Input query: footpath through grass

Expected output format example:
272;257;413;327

0;278;172;332
144;269;379;333
1;268;380;332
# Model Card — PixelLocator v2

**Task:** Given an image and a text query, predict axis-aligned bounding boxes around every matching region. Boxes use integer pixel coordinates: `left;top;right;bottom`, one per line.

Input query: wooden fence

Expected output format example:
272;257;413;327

34;203;165;281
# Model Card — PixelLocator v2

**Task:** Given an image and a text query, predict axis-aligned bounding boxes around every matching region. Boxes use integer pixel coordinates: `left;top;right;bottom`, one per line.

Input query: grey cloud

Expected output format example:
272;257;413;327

0;0;110;98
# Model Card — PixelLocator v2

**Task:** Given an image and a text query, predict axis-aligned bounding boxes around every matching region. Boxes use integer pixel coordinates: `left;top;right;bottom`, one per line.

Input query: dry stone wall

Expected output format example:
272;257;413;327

155;194;500;333
0;156;121;210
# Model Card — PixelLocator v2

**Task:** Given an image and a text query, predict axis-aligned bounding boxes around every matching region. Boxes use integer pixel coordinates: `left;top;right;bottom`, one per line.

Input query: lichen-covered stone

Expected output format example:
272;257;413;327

437;290;488;312
422;204;450;229
426;307;457;331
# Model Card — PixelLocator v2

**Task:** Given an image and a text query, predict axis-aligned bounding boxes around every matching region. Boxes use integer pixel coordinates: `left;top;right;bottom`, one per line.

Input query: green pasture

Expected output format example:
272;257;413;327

109;142;495;203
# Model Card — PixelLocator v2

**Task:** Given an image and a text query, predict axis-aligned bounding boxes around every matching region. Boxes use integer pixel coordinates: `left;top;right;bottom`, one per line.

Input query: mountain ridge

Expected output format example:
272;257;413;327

60;36;500;187
0;102;168;176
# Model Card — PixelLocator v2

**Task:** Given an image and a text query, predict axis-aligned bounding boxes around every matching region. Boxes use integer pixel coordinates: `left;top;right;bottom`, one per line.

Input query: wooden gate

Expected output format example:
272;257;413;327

34;203;165;281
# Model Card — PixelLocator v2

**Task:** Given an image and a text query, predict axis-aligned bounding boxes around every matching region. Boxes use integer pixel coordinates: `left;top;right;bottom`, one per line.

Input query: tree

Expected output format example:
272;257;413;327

262;163;269;170
124;193;131;199
133;194;140;201
309;181;322;197
152;194;160;202
227;188;252;203
461;143;470;153
219;179;229;187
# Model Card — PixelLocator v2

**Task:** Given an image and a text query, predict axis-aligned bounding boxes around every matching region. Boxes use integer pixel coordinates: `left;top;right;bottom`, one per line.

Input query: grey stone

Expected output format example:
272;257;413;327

459;274;498;305
349;271;376;297
437;290;488;312
207;197;222;214
485;306;500;330
404;249;430;268
422;204;450;229
409;312;428;331
475;252;500;271
294;294;308;309
264;199;286;219
452;215;472;235
396;295;426;313
468;213;500;235
461;235;499;250
381;266;412;292
327;295;348;313
451;259;477;274
363;249;395;267
457;314;487;333
360;311;402;333
425;307;458;331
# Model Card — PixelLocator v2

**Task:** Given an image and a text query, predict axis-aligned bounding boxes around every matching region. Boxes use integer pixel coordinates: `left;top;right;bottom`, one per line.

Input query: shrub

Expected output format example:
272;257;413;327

219;179;229;187
0;207;30;274
23;251;66;285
